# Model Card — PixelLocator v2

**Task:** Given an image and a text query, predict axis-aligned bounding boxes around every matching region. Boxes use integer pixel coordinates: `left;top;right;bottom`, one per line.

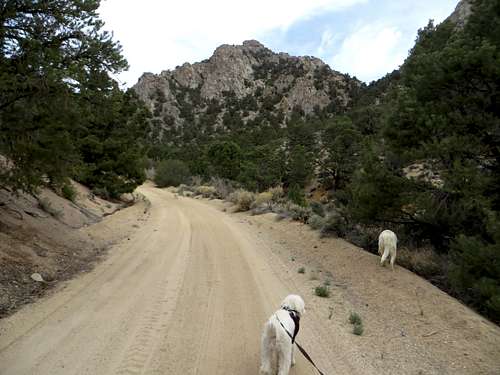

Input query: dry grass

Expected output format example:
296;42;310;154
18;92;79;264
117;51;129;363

210;177;234;199
309;214;326;230
228;189;256;211
254;191;273;208
397;247;443;278
195;185;217;198
267;186;284;202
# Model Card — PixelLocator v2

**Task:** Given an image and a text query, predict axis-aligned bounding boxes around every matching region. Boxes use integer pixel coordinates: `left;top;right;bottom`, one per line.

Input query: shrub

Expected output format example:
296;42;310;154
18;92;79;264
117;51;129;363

353;323;364;336
267;185;284;202
273;202;311;222
298;267;306;274
61;183;77;202
251;205;271;216
195;185;217;198
154;159;190;187
287;184;307;206
344;226;379;251
310;201;325;217
191;175;203;187
349;312;362;325
228;189;256;211
309;214;326;230
210;177;234;199
92;186;110;199
177;184;192;196
254;191;273;208
398;247;444;279
449;235;500;322
320;210;348;237
314;285;330;298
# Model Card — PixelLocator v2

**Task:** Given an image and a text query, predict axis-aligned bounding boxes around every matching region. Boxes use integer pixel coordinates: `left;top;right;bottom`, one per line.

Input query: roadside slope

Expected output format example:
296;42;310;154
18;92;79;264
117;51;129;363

1;185;499;375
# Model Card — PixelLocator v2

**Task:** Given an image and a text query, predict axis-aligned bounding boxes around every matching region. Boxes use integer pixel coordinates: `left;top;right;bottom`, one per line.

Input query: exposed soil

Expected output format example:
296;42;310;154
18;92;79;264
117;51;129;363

0;184;499;375
0;181;147;317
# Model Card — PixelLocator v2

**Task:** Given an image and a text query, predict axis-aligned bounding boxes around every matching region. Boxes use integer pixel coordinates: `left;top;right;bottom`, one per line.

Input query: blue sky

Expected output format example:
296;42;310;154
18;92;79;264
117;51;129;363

99;0;459;86
261;1;458;82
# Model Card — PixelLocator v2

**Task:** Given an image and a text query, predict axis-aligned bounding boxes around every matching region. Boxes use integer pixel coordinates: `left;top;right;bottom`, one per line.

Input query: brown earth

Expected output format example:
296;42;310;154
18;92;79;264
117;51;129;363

0;184;499;375
0;181;147;317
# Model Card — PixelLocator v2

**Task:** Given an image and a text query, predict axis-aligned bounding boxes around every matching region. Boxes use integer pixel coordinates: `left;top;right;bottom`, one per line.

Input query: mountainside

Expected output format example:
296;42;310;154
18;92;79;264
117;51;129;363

448;0;472;28
133;40;360;141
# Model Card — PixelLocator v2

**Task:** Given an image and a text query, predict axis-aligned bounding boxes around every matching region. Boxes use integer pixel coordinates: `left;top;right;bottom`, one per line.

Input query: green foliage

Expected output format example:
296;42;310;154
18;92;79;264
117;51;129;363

0;1;149;196
397;247;443;279
287;184;307;206
275;202;312;223
352;323;364;336
154;159;190;187
319;116;362;190
228;189;256;211
309;201;325;217
349;312;362;325
76;89;149;198
206;141;242;180
314;285;330;298
298;267;306;274
239;143;287;191
449;232;500;323
320;210;348;238
308;214;326;230
61;183;77;202
349;312;364;335
0;0;130;192
340;1;500;321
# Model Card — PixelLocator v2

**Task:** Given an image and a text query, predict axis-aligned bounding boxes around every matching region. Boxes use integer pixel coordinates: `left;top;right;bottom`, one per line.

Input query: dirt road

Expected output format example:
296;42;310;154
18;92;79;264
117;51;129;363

1;185;499;375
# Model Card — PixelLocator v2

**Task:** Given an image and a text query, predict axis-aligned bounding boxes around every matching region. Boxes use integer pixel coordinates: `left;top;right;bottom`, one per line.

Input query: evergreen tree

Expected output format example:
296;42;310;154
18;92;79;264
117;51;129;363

0;0;144;193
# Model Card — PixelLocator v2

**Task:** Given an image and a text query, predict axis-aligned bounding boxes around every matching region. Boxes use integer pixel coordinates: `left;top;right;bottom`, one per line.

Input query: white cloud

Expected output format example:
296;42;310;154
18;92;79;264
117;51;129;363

331;23;407;82
98;0;367;86
317;29;339;56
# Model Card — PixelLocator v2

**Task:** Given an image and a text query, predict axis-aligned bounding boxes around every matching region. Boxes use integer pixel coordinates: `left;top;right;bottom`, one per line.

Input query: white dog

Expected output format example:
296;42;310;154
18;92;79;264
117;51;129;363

260;294;305;375
378;229;397;270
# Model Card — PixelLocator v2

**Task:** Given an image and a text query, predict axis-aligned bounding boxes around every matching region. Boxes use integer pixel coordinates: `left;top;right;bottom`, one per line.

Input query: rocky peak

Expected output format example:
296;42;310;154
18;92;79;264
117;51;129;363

133;40;360;141
448;0;472;28
242;39;266;49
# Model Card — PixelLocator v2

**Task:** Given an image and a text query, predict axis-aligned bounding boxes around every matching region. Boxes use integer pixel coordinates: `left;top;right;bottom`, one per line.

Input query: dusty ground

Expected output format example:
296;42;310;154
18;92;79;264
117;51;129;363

0;181;144;317
0;184;499;375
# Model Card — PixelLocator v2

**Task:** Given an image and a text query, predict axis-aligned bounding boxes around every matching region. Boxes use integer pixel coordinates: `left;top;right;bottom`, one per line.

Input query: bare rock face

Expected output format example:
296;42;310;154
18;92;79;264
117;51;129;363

133;40;360;140
448;0;472;28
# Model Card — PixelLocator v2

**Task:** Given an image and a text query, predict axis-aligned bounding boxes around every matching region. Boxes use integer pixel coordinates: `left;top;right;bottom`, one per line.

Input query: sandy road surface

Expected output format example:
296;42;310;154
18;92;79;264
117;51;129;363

1;184;499;375
0;185;326;374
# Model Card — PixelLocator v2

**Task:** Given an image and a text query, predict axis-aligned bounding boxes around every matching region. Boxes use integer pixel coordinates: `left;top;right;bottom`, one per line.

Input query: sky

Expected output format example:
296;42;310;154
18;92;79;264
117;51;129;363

98;0;459;87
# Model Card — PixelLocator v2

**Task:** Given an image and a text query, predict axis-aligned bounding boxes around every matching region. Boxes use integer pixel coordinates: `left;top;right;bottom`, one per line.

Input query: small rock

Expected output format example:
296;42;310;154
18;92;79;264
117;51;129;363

30;273;44;282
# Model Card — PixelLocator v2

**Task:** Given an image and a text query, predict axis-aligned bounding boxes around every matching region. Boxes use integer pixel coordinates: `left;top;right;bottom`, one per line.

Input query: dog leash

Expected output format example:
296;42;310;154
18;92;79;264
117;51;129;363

276;314;327;375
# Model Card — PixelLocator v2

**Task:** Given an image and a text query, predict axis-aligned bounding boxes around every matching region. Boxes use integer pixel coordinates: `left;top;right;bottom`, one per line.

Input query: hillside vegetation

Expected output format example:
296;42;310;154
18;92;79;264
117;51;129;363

0;1;151;198
1;0;498;323
144;0;500;323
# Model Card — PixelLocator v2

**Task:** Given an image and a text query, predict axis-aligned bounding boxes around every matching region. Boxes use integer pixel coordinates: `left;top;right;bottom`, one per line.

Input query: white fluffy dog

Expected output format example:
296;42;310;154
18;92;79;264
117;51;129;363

378;229;397;270
260;294;305;375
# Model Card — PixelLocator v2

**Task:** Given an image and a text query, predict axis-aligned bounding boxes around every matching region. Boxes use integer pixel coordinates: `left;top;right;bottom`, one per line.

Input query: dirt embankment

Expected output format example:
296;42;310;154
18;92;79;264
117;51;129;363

0;184;499;375
0;181;149;317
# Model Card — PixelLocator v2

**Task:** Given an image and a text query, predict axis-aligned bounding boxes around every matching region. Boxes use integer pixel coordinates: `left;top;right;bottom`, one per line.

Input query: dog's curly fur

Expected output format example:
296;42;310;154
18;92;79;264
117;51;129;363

260;295;305;375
